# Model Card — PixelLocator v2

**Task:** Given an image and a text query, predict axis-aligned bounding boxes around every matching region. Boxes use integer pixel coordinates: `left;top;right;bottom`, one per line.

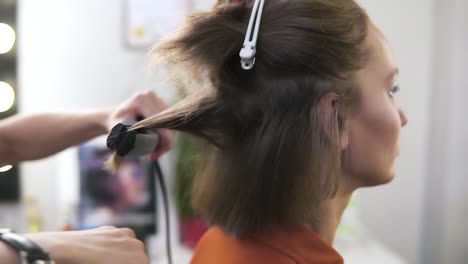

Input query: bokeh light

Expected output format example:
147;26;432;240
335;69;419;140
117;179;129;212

0;23;16;54
0;165;13;173
0;81;15;112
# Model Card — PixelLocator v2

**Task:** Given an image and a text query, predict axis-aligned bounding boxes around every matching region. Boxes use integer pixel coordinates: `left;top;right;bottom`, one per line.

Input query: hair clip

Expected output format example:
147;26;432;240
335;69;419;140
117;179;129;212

239;0;265;70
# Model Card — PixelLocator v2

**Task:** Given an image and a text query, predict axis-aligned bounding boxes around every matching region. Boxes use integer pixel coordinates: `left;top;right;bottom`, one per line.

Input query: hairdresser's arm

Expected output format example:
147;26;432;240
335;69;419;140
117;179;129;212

0;90;172;165
0;226;149;264
0;111;109;164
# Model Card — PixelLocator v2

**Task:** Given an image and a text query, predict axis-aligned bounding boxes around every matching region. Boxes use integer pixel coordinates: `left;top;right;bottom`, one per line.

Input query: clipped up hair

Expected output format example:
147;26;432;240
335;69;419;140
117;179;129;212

111;0;370;236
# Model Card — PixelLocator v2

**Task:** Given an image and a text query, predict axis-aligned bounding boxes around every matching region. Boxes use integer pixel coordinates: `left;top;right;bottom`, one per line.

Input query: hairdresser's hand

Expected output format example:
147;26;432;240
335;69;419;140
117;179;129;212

108;90;168;129
108;90;175;159
27;226;149;264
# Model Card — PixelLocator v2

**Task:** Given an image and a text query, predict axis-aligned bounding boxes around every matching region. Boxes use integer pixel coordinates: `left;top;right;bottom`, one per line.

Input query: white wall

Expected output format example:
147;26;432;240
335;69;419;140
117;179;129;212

421;1;468;264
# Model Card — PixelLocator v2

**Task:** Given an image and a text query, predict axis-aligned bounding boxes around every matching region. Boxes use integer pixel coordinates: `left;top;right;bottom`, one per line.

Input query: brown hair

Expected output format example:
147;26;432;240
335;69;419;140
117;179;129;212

111;0;369;236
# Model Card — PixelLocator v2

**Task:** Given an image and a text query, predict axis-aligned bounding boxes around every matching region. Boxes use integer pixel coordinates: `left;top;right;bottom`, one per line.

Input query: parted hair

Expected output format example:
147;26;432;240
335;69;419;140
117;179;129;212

110;0;370;236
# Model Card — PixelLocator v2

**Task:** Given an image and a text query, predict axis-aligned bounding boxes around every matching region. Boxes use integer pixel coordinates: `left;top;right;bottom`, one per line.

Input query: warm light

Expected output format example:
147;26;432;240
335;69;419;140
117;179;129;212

0;23;16;54
0;81;15;112
0;165;13;173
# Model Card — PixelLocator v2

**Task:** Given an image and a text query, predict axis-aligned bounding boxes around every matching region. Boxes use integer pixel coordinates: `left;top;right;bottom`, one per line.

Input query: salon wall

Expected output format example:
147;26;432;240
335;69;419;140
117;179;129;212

421;1;468;264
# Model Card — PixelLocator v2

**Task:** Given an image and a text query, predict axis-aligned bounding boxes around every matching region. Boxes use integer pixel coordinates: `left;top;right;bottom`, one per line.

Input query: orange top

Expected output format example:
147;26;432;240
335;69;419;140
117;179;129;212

190;226;344;264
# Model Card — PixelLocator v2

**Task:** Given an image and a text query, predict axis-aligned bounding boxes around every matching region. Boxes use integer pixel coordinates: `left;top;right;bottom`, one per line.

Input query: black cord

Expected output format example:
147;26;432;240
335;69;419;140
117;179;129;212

153;161;173;264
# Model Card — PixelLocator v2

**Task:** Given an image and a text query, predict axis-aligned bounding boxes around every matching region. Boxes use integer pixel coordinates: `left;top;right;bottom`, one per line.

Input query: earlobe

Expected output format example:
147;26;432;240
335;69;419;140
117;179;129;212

340;122;349;150
319;93;350;150
319;93;339;139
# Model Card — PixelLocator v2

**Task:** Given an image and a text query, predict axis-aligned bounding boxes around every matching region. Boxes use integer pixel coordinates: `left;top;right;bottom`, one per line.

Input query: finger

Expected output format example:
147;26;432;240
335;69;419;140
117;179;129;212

144;90;157;98
155;95;169;109
97;226;116;230
131;93;154;117
150;130;174;160
133;238;146;252
142;90;168;111
138;90;155;103
126;94;151;119
119;227;137;238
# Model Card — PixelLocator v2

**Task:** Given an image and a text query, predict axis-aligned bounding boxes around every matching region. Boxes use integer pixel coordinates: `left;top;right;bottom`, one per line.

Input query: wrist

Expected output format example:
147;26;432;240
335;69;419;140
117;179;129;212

27;233;65;264
87;109;112;135
0;232;54;264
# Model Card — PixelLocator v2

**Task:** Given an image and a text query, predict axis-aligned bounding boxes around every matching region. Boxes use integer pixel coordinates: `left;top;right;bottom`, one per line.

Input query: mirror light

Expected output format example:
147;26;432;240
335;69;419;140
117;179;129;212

0;23;16;54
0;81;15;112
0;165;13;173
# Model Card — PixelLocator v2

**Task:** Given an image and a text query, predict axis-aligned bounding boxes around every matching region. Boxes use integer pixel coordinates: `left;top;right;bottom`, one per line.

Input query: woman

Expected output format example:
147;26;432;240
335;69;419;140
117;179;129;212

108;0;408;263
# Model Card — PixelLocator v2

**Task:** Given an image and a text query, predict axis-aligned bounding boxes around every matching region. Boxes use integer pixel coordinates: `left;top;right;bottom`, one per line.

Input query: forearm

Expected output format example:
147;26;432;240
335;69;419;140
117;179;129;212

0;241;19;264
0;111;110;164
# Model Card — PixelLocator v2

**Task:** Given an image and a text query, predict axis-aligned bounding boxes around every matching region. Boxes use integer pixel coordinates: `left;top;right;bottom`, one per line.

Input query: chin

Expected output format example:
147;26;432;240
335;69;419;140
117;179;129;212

381;172;396;185
379;167;397;185
359;171;395;187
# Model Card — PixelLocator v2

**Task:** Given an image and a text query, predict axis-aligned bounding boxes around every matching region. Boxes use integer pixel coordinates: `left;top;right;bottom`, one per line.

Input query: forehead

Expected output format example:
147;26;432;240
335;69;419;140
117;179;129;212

361;24;398;80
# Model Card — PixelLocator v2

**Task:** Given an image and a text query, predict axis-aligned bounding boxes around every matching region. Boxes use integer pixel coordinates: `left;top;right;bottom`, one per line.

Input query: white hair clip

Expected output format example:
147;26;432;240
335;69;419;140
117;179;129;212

239;0;266;70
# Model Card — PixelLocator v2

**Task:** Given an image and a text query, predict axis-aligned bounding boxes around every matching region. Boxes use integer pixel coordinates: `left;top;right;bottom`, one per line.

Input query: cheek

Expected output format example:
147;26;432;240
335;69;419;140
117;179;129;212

343;100;401;186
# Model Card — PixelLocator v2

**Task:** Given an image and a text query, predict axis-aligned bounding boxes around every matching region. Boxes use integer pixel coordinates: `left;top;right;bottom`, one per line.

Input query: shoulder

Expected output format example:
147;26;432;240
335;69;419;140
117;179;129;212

190;227;296;264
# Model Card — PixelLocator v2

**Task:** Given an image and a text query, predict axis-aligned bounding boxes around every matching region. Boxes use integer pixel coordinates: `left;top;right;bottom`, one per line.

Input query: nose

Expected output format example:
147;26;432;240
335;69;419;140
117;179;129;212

399;106;408;127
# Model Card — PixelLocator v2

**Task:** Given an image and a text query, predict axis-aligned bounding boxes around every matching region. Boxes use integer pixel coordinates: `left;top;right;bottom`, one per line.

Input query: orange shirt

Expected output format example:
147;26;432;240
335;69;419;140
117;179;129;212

190;226;344;264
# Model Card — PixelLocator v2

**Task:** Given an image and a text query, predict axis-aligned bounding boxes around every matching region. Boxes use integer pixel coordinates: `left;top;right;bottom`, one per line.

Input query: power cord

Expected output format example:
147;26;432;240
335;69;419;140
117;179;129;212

152;160;173;264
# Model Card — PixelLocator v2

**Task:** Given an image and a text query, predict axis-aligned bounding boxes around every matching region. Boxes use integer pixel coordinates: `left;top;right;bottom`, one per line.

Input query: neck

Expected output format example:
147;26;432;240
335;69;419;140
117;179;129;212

314;175;358;244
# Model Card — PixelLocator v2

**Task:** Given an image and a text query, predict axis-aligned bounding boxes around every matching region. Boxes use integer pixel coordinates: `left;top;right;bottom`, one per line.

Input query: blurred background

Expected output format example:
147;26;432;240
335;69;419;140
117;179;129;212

0;0;466;263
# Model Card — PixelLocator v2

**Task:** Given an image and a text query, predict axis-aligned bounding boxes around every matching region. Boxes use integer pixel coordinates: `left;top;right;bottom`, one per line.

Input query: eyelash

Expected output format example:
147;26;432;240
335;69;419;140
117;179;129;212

389;85;400;96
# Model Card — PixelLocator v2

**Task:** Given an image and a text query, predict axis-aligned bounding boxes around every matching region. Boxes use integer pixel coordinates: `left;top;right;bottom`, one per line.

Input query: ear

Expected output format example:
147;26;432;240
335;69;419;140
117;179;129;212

339;119;349;150
319;93;349;150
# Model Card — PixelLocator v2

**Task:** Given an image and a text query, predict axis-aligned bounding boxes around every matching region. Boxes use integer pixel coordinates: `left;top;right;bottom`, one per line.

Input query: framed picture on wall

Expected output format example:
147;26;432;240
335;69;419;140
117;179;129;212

123;0;192;50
